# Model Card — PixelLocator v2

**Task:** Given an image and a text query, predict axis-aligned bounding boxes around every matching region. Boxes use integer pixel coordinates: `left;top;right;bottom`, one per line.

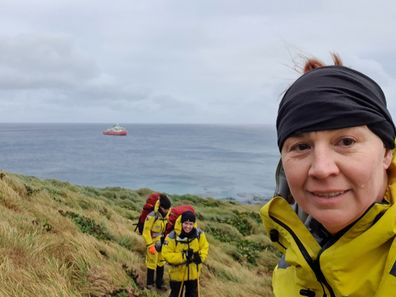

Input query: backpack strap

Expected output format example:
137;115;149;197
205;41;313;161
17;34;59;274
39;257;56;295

168;230;176;239
196;228;202;239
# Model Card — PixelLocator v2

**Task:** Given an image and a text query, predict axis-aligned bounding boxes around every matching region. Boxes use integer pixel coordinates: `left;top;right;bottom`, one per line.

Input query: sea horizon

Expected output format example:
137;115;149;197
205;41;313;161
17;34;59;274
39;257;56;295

0;123;279;203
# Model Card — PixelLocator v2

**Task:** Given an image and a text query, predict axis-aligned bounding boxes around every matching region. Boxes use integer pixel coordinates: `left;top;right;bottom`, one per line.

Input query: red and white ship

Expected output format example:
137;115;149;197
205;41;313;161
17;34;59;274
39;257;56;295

102;124;128;136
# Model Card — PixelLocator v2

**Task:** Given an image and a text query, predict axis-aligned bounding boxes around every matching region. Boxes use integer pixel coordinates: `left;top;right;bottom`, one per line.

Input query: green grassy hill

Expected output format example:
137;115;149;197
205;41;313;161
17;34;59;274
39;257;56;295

0;171;277;297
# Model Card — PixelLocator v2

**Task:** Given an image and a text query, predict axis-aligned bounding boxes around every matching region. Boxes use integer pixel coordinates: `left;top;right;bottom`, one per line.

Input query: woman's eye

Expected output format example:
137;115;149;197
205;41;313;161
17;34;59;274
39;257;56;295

339;137;356;146
290;143;310;152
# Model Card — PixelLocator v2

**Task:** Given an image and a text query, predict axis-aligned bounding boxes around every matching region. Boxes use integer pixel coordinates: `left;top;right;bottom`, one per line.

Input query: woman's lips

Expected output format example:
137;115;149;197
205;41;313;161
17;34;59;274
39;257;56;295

309;190;349;198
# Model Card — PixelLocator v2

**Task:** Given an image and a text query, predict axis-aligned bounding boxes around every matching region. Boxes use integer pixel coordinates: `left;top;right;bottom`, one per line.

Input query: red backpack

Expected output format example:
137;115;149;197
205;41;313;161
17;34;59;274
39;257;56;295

135;192;160;234
165;205;195;236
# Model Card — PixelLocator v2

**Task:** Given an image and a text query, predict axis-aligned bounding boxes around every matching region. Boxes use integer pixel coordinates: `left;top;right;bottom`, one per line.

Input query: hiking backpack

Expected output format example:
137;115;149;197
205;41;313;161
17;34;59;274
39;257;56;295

165;205;195;236
135;192;160;234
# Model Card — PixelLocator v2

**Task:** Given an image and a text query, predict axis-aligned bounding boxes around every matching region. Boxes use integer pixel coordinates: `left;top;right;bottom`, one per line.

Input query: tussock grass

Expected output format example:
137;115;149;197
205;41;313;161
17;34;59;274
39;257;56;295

0;171;276;296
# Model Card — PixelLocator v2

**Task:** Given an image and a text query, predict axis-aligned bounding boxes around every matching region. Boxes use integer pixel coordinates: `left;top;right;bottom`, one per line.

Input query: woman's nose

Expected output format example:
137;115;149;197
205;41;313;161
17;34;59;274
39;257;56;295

308;146;339;179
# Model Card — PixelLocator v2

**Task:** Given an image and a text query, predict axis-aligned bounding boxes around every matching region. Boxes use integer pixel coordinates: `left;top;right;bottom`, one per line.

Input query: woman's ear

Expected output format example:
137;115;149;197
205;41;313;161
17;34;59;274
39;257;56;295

384;148;393;169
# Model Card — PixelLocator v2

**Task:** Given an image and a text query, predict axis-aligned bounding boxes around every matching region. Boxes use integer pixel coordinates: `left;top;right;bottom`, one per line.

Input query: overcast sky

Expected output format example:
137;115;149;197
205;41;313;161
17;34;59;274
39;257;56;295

1;0;396;125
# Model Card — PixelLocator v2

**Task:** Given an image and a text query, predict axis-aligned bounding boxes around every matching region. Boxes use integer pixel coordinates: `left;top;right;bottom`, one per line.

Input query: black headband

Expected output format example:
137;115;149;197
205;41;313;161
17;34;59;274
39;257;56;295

277;66;396;150
181;211;196;223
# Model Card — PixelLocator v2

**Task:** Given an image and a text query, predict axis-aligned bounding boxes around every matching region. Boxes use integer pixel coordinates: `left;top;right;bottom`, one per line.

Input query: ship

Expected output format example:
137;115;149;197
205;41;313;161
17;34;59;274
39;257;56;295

102;124;128;136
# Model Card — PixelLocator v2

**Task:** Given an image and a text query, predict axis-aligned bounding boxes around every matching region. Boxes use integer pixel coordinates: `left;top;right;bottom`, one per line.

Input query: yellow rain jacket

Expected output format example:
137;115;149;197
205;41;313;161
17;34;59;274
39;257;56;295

260;156;396;297
162;216;209;282
142;200;169;269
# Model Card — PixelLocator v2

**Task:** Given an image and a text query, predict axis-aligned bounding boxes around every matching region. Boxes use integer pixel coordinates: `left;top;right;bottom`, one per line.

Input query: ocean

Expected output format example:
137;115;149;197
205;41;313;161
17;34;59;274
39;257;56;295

0;123;280;203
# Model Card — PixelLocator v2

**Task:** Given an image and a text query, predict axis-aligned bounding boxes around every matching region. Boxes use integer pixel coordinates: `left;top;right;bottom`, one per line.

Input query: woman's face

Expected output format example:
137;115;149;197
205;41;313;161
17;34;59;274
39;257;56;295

182;221;194;233
281;126;392;234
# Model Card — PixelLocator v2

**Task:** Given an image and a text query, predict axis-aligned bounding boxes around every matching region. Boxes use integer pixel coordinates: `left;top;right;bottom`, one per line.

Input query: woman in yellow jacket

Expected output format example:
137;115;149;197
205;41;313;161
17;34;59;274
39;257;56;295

162;211;209;297
142;194;171;290
261;54;396;296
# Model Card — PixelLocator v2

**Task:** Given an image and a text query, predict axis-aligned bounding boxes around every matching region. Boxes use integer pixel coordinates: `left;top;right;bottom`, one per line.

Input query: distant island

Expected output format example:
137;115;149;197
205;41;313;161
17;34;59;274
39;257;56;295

0;171;277;297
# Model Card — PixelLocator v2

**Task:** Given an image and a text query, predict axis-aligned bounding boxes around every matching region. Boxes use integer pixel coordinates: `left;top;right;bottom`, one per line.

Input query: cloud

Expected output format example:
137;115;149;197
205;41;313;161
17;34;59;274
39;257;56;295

0;34;98;89
0;1;396;123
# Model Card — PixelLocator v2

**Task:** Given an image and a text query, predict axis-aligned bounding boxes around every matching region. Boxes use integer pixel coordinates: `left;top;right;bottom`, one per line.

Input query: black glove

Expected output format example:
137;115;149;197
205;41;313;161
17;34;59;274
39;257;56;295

185;249;194;263
193;252;202;264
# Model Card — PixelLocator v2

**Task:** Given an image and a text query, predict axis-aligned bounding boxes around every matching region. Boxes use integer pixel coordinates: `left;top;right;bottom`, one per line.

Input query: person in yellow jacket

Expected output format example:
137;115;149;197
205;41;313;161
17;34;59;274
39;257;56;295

261;53;396;296
162;211;209;297
142;193;171;290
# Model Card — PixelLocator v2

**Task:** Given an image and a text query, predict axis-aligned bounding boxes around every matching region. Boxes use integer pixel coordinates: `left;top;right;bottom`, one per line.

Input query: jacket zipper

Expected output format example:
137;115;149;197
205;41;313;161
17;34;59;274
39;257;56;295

270;215;335;297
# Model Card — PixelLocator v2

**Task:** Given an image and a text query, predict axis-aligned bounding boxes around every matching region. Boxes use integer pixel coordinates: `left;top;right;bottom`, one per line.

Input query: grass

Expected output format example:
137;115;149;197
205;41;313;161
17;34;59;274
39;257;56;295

0;171;277;297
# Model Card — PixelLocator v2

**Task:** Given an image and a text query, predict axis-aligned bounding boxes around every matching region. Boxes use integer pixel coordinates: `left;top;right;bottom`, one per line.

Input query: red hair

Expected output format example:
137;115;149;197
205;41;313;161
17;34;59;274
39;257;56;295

303;53;343;74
